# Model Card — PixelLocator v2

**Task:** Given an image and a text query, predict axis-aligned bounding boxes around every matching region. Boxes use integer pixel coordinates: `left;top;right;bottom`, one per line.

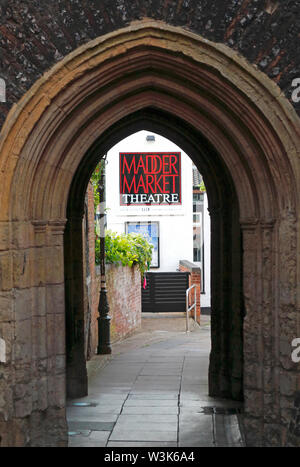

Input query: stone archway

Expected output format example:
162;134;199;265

65;108;242;403
0;22;299;447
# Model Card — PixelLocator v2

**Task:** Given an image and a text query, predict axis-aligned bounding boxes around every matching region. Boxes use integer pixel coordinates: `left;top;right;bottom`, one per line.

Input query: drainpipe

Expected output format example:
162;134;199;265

97;156;112;354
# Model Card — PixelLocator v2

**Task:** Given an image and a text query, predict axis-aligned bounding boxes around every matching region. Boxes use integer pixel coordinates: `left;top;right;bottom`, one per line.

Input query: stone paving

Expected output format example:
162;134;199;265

67;315;245;447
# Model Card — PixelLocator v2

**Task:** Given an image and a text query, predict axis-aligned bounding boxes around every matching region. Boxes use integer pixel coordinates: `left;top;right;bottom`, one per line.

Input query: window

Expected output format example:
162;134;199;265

192;163;205;292
193;193;204;264
126;221;160;268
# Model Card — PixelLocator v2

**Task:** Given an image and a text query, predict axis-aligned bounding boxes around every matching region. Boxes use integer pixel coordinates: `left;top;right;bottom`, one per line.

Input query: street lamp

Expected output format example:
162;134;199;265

97;156;111;354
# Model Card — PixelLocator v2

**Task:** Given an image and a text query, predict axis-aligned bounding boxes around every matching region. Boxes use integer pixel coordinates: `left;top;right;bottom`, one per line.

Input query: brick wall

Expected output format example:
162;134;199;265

85;183;142;356
88;264;142;353
104;263;142;344
179;260;201;324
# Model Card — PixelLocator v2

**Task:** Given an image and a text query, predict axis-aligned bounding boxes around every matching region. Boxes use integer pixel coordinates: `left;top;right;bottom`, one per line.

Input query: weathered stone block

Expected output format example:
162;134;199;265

33;248;46;286
14;362;32;385
14;390;33;418
46;284;65;315
37;357;47;374
244;388;263;417
263;423;283;447
14;319;32;363
54;374;66;408
47;375;56;407
12;222;34;249
281;407;297;429
0;373;14;421
243;415;263;447
263;366;274;394
0;222;10;251
244;363;263;390
15;288;32;322
32;376;48;412
54;314;65;355
0;253;13;291
12;250;33;289
263;392;279;424
45;247;64;284
46;315;55;358
0;291;14;322
32;316;47;360
243;331;260;363
55;355;66;373
33;286;46;317
279;371;298;397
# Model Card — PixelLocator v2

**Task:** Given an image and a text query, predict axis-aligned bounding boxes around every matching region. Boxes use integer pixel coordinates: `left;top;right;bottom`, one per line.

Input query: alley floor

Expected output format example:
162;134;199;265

67;314;245;447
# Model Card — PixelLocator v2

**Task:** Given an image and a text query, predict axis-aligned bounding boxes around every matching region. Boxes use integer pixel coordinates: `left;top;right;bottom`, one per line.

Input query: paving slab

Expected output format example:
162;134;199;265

109;429;178;442
67;413;119;422
113;420;178;432
117;414;178;423
68;403;124;411
181;399;243;408
67;315;244;447
121;406;179;415
180;393;219;401
140;369;182;375
124;399;178;407
213;414;244;447
131;385;181;391
135;375;181;381
85;388;130;394
68;421;115;432
69;406;122;415
129;390;179;396
128;393;178;400
69;430;110;447
178;413;215;447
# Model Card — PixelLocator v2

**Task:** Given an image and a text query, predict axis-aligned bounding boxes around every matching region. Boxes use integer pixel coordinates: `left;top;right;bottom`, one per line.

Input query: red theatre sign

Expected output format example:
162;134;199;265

120;152;181;206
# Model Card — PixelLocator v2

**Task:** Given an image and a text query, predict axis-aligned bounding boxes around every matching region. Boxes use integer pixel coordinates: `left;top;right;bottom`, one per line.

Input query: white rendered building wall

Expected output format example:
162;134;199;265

105;130;211;306
201;193;211;309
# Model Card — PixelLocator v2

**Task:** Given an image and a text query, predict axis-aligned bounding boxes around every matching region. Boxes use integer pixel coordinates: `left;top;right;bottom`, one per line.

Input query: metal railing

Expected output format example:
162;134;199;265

186;284;197;332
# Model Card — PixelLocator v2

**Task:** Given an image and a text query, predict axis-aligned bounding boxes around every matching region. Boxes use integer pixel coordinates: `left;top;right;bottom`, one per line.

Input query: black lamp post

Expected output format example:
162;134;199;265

97;157;112;355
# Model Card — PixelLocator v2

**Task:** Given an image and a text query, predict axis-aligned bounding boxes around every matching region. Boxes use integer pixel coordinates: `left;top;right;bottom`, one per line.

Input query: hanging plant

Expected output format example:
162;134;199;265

95;230;153;279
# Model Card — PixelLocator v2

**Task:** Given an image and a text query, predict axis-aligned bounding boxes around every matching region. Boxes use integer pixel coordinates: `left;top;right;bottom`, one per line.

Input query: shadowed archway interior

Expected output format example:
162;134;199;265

65;108;243;404
0;22;299;447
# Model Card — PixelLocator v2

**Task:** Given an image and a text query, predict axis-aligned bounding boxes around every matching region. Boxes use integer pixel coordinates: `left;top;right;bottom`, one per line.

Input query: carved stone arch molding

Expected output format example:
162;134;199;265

0;21;299;447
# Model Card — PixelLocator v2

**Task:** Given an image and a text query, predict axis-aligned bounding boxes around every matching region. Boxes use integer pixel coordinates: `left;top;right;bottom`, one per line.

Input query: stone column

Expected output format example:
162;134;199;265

277;212;299;446
208;205;224;397
64;215;88;398
31;219;68;446
241;218;264;446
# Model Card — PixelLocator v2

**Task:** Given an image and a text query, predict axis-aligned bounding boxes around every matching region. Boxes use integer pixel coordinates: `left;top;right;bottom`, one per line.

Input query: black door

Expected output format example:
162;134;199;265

142;272;190;313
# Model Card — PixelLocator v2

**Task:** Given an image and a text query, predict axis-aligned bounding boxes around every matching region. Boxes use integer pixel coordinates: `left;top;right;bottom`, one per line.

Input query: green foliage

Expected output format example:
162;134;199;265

91;162;103;213
195;180;206;192
95;230;153;279
95;237;101;265
92;161;152;279
199;180;206;192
